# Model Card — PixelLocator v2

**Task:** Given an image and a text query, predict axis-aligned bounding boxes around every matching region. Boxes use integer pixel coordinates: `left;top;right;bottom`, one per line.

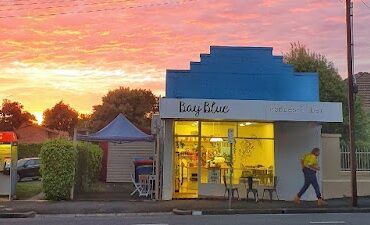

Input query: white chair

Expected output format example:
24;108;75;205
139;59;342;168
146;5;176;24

130;174;151;197
130;174;144;196
262;176;279;200
138;174;151;197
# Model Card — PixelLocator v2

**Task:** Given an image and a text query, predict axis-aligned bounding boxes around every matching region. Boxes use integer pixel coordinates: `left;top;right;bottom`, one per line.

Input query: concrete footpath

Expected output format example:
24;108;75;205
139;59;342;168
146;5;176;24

1;197;370;218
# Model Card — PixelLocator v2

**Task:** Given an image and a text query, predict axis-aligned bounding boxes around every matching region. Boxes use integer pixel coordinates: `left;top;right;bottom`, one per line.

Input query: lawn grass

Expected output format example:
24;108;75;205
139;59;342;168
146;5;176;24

16;181;42;200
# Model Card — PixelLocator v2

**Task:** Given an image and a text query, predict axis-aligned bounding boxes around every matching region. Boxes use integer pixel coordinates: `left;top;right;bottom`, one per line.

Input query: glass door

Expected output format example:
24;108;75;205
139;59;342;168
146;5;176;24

174;136;199;198
173;121;199;198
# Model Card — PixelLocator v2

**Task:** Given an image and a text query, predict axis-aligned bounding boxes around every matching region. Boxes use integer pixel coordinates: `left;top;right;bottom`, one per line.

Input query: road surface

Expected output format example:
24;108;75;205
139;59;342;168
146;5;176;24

2;213;370;225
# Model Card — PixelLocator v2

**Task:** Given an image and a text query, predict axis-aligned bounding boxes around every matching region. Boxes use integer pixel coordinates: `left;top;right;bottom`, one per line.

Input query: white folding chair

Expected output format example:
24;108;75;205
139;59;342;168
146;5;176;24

130;174;143;196
138;175;151;197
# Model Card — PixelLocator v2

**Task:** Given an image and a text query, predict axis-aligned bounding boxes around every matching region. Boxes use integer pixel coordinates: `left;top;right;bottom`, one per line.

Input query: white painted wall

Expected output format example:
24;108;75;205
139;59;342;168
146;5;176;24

160;120;323;201
106;141;154;182
321;134;370;199
275;122;322;201
161;119;174;200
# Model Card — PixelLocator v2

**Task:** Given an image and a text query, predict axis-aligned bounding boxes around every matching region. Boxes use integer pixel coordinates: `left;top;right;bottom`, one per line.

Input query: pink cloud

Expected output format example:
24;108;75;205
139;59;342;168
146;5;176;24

0;0;369;114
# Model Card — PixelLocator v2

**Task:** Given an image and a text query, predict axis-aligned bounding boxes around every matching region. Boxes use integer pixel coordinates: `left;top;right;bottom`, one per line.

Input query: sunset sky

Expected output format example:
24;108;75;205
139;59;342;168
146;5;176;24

0;0;369;123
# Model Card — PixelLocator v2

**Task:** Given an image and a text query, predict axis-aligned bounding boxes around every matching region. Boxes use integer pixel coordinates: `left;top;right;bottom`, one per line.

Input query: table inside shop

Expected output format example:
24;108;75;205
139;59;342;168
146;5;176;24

239;176;260;187
207;166;229;183
241;168;274;185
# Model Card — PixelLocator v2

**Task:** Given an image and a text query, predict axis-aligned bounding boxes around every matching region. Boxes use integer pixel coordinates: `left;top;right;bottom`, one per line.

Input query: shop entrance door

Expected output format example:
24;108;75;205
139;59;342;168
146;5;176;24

173;136;199;198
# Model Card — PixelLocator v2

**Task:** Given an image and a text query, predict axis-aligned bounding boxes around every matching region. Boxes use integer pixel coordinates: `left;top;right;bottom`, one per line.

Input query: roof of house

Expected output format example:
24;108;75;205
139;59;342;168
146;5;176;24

17;122;68;135
14;122;69;144
354;72;370;113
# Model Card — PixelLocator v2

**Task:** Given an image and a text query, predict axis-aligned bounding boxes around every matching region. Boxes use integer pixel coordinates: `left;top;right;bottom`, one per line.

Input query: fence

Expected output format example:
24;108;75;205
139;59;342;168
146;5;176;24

341;147;370;171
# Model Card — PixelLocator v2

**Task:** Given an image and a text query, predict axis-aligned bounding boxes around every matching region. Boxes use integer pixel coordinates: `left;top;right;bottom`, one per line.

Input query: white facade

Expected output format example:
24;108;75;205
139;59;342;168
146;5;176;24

159;98;342;201
160;98;343;122
274;122;322;200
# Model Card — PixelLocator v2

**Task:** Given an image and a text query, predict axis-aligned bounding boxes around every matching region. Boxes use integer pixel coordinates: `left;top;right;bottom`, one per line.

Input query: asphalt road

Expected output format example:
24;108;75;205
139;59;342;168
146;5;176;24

2;213;370;225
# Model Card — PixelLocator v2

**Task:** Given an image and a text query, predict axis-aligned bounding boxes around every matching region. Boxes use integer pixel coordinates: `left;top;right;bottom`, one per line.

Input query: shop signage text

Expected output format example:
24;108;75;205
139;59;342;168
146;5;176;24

160;98;343;122
269;105;323;114
179;101;230;117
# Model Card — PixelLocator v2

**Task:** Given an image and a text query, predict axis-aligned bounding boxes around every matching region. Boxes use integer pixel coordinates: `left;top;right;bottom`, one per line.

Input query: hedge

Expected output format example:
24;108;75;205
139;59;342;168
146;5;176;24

75;142;103;193
18;144;42;159
40;139;76;200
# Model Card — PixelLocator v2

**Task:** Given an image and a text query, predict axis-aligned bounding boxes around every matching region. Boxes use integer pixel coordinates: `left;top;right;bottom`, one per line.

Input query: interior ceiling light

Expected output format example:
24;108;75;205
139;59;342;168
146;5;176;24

239;122;254;126
210;137;223;142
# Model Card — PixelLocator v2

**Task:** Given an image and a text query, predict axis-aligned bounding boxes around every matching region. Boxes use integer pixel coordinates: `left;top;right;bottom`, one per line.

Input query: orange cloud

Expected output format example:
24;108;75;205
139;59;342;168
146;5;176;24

0;0;369;115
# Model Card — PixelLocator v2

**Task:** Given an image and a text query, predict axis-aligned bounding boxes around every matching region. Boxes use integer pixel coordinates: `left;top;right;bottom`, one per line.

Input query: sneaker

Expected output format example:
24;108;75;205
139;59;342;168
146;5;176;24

293;195;301;204
317;198;327;206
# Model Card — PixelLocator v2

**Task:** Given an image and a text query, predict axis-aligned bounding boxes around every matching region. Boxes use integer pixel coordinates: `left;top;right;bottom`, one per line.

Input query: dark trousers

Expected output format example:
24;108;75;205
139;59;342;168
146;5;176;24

297;167;322;199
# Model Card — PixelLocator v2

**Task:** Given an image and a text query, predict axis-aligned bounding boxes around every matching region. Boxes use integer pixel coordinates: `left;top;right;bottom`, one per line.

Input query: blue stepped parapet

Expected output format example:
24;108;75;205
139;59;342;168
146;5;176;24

166;46;319;102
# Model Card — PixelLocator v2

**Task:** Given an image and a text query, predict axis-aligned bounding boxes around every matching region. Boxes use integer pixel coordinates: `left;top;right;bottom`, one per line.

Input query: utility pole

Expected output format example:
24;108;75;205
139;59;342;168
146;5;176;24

346;0;358;207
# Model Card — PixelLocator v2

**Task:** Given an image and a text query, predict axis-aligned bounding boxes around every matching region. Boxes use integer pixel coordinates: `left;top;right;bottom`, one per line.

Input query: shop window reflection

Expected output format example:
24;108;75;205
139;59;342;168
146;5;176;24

200;122;275;186
173;120;275;197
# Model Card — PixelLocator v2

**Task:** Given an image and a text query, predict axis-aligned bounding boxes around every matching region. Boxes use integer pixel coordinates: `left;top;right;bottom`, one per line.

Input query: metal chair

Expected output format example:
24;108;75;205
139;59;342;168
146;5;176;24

246;176;259;202
130;174;143;196
262;176;279;200
138;174;151;197
130;174;151;197
223;175;239;200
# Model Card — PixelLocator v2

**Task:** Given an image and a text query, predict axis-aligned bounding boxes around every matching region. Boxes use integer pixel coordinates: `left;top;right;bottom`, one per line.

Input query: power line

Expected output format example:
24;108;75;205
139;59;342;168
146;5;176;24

0;0;135;12
0;0;81;7
0;0;197;19
361;0;370;10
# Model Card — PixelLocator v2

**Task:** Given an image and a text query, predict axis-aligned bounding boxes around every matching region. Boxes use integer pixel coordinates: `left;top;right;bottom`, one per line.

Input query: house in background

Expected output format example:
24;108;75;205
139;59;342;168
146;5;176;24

355;72;370;113
77;114;154;183
15;122;69;144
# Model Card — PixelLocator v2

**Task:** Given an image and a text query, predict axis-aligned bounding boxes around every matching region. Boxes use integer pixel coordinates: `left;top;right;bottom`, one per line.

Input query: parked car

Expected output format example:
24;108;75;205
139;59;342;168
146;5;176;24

3;157;41;181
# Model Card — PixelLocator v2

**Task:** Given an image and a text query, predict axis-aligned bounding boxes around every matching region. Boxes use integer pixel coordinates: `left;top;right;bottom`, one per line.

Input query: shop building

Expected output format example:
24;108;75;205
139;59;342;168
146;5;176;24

158;46;343;200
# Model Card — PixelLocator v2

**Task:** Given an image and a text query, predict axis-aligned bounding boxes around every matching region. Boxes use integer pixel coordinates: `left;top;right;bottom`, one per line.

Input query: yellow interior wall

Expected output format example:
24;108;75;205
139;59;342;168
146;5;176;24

234;139;274;168
174;121;198;136
174;121;275;186
238;123;274;138
201;122;237;137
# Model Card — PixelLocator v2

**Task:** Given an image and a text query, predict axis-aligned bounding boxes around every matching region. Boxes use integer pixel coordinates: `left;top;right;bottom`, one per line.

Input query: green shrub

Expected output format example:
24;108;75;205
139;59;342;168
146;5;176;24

40;139;76;200
18;144;42;159
75;142;102;192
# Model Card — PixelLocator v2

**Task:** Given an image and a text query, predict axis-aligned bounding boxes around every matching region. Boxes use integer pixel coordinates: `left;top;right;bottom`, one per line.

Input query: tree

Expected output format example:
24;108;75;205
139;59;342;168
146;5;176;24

284;42;370;147
42;101;79;136
0;99;36;131
343;97;370;148
284;42;346;103
90;87;158;133
76;113;92;131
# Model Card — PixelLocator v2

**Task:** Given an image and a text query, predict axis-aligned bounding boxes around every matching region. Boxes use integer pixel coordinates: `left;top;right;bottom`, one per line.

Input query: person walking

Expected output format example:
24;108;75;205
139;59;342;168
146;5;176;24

294;148;327;206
